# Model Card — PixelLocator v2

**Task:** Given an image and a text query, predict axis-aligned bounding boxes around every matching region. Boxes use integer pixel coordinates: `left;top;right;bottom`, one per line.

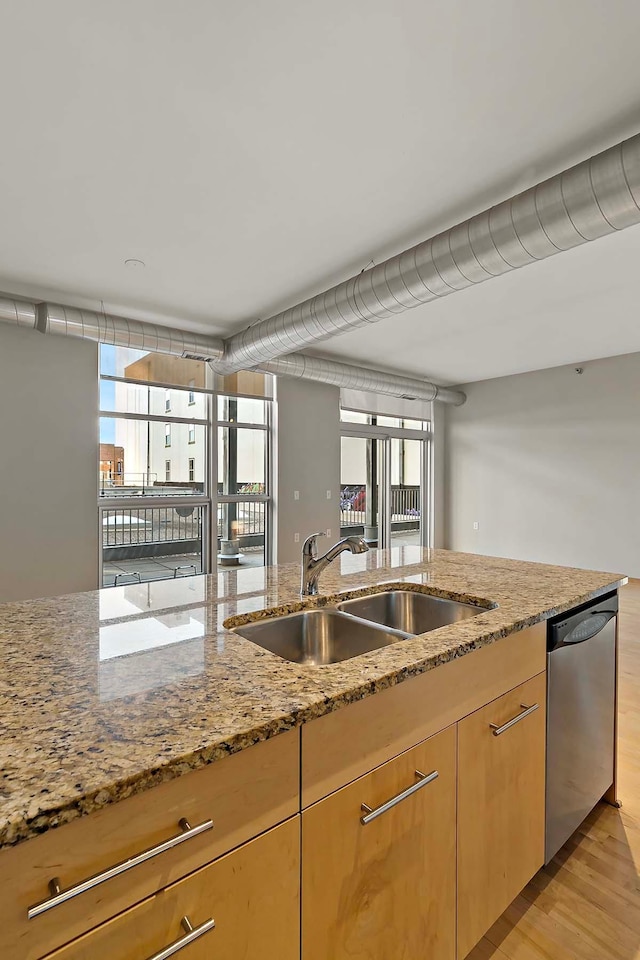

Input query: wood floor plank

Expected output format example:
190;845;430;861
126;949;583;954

463;580;640;960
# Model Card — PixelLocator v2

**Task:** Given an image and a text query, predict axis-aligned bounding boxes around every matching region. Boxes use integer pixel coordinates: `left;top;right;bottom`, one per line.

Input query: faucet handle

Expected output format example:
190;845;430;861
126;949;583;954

302;531;326;558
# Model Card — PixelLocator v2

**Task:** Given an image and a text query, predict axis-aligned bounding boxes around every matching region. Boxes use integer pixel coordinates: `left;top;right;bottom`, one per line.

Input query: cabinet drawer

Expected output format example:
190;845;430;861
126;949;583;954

0;729;298;960
46;817;300;960
303;725;456;960
457;672;546;958
302;623;545;805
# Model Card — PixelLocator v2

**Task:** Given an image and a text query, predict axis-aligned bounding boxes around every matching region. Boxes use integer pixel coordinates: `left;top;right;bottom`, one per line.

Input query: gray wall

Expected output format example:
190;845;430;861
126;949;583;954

445;352;640;578
274;377;340;564
0;324;99;601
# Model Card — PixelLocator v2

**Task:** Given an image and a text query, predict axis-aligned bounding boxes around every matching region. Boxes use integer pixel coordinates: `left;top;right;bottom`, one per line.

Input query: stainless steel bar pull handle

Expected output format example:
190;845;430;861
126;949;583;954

490;702;539;737
27;818;214;919
360;769;439;825
147;915;215;960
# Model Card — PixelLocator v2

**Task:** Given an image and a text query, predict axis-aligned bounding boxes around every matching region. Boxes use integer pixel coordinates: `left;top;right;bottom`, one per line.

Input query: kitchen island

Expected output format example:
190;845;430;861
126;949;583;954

0;547;626;959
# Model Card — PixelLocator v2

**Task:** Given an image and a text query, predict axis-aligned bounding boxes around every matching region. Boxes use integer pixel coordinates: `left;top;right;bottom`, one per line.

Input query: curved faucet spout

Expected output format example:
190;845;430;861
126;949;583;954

301;534;369;596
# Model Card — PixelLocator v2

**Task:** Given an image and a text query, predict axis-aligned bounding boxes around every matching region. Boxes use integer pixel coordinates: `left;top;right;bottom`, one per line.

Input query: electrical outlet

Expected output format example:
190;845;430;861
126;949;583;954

326;489;332;499
294;490;300;500
294;532;300;543
473;521;479;531
326;528;331;538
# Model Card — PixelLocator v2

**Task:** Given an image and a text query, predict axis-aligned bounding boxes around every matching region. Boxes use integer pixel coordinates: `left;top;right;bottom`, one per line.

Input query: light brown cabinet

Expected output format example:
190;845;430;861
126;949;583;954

1;730;299;960
302;623;546;807
457;672;547;958
3;622;552;960
302;725;457;960
46;817;300;960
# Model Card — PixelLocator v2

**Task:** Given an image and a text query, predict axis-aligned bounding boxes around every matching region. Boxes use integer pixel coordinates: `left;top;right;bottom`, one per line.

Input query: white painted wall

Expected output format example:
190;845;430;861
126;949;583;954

275;377;340;564
0;324;99;601
445;352;640;577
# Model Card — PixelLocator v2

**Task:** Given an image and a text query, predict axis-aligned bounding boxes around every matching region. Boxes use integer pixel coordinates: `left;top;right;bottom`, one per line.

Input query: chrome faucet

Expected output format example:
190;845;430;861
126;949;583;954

301;532;369;596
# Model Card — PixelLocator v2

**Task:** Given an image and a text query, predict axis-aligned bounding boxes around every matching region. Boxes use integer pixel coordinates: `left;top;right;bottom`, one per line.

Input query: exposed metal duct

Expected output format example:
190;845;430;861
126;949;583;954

256;352;465;405
0;295;37;328
0;296;226;360
0;293;463;403
211;133;640;374
43;303;225;361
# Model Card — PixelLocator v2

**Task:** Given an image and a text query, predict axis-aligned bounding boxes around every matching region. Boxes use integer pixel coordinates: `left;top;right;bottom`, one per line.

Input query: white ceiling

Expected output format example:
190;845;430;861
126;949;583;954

2;0;640;385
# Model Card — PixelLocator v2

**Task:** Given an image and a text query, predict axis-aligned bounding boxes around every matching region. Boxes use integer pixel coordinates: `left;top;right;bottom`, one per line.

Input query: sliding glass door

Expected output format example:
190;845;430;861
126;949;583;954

340;413;431;549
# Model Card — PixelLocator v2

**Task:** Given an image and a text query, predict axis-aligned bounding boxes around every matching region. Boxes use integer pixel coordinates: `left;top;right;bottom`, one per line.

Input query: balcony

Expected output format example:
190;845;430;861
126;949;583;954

100;483;421;588
340;484;421;546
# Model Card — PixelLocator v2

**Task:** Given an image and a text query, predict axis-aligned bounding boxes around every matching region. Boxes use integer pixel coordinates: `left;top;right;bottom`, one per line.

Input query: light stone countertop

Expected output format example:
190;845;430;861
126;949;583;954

0;547;626;849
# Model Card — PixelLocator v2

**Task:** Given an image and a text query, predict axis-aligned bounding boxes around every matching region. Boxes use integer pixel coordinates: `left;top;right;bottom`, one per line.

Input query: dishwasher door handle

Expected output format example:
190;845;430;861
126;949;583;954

561;610;616;645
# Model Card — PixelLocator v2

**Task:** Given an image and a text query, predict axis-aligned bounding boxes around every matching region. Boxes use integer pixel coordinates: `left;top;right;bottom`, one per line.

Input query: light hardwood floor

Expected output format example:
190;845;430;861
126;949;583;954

466;580;640;960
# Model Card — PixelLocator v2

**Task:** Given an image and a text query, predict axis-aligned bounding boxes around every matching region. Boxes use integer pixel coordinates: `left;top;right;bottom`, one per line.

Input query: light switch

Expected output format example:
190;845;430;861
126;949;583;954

294;490;300;500
326;489;332;499
326;528;331;538
294;532;300;543
473;521;479;531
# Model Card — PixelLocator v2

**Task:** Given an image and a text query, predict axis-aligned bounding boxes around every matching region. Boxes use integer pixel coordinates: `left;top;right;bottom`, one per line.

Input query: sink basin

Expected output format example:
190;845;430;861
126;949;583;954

337;590;484;635
230;608;409;665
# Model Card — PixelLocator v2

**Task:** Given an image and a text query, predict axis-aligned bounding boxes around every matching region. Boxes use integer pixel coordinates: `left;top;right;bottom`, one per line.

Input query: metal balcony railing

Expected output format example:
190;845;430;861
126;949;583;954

340;485;421;527
217;501;266;538
101;505;204;547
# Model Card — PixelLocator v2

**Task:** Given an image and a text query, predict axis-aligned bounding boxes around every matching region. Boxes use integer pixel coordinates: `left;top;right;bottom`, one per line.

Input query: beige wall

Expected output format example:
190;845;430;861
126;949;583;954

445;352;640;578
0;324;99;601
274;377;340;564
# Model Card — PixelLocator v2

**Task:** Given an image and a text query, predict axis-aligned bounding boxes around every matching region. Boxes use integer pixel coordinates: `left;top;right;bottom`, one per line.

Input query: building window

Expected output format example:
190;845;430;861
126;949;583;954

188;424;195;444
165;423;171;447
165;460;171;482
188;381;195;405
188;458;195;483
165;389;171;412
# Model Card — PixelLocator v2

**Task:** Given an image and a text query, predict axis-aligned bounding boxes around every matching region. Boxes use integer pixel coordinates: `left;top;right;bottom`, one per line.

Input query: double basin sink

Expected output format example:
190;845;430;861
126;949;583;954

230;589;488;666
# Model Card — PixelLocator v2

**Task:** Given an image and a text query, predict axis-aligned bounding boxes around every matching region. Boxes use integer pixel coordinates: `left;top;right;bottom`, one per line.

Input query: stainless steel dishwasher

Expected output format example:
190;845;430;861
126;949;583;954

545;591;617;863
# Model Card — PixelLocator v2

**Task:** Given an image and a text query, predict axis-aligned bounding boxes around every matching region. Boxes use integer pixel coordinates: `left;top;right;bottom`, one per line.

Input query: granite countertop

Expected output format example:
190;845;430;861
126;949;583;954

0;547;626;849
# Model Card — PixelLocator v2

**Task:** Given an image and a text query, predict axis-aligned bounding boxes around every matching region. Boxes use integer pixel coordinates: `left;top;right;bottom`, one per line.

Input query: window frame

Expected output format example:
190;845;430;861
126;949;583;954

340;410;432;550
98;353;274;585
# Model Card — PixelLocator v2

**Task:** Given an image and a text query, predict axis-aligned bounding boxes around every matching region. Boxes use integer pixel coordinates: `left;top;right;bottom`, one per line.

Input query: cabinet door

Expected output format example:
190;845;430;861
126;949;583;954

457;672;546;958
3;729;299;960
46;817;299;960
303;725;456;960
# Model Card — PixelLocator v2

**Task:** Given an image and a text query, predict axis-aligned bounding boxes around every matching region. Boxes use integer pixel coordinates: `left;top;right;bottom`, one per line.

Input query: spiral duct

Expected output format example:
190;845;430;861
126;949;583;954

256;352;465;405
211;133;640;374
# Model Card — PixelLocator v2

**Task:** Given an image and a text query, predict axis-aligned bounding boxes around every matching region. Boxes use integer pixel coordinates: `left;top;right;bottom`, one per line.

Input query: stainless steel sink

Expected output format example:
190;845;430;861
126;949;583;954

230;608;409;665
337;590;484;635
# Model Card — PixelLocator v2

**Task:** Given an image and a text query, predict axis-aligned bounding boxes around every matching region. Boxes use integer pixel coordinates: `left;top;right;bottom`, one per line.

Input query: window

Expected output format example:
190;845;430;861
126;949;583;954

99;345;273;586
217;395;270;568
